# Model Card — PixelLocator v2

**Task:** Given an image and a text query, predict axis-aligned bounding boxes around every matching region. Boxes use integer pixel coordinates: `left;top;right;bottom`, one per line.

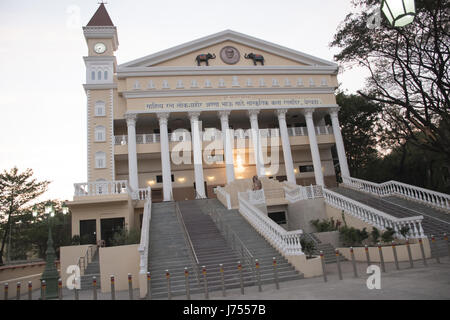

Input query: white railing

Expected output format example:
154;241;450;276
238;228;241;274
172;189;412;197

74;180;129;197
247;189;266;205
283;183;324;203
342;176;450;211
238;192;303;255
323;188;425;239
138;191;152;298
114;126;334;146
135;188;151;201
215;186;232;210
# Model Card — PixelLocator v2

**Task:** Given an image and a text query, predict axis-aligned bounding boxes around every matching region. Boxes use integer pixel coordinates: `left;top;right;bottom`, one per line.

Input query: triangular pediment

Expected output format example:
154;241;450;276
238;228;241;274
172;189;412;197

119;30;337;69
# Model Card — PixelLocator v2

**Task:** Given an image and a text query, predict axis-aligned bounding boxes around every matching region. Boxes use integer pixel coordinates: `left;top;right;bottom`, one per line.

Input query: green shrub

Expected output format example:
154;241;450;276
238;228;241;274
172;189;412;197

71;235;81;245
381;227;396;243
399;226;410;238
339;226;369;246
371;227;381;244
300;238;316;259
111;228;141;247
310;217;340;232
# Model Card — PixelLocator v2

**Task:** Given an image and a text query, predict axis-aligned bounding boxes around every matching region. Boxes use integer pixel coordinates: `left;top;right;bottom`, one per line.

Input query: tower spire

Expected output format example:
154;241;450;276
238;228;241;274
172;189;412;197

87;2;114;26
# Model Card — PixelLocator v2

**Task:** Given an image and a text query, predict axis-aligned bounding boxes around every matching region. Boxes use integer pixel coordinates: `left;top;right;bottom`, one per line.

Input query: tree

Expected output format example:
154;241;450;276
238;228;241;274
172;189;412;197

0;167;49;265
331;0;450;160
334;91;382;177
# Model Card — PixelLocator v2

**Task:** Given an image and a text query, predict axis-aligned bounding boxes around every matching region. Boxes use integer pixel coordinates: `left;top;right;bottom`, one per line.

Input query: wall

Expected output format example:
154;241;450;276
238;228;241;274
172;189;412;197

0;273;42;300
99;244;140;293
60;245;93;288
286;254;323;278
287;198;327;233
0;262;46;282
313;231;341;248
325;204;374;232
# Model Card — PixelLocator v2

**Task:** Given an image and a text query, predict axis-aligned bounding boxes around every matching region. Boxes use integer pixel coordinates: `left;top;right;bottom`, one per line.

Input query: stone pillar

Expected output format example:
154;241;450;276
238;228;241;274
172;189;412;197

329;108;350;178
219;111;235;184
158;113;173;201
276;109;296;184
125;113;139;191
189;112;206;199
303;108;324;186
248;110;265;177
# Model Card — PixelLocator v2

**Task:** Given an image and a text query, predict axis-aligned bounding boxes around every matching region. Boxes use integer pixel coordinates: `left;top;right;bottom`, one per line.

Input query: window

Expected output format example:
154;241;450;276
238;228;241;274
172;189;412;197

95;101;106;116
91;71;96;80
95;126;106;142
156;175;174;183
104;71;108;80
95;152;106;169
98;71;102;80
299;165;314;173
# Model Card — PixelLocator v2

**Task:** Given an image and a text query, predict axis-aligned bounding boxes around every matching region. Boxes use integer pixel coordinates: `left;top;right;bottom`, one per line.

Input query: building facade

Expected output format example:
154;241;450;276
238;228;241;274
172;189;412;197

69;4;350;245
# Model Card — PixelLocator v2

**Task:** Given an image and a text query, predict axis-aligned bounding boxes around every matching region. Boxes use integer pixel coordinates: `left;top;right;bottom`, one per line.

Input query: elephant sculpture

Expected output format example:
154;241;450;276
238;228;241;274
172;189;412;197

196;53;216;66
244;53;265;66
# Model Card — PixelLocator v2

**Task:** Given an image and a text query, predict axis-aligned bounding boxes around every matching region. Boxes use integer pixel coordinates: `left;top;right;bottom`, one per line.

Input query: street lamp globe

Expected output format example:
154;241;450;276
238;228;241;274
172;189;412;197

32;205;38;217
44;201;53;214
381;0;416;27
61;202;69;215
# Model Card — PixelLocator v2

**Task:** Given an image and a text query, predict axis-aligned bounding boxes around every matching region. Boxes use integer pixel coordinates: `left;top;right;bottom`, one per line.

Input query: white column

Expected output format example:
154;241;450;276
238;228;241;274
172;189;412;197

158;113;173;201
248;110;265;177
189;112;206;199
276;109;296;184
329;108;350;178
125;113;139;191
303;108;324;186
219;111;235;184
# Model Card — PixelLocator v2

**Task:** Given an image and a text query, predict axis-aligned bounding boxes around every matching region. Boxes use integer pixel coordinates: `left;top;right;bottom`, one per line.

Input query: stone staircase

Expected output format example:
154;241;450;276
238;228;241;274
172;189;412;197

332;186;450;258
301;233;345;264
80;250;101;290
147;199;303;299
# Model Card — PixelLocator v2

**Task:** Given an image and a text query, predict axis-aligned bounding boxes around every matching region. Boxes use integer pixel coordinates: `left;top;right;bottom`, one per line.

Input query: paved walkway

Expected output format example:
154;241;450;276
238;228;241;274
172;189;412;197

20;258;450;300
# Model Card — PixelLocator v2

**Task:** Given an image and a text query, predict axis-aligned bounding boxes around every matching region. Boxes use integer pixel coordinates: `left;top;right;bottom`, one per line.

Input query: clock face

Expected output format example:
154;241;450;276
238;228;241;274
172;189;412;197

94;43;106;54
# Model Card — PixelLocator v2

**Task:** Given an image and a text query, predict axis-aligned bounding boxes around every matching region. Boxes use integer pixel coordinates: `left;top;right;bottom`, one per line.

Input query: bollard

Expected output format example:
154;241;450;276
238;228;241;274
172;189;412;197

184;268;190;300
350;247;358;278
237;262;244;295
445;233;450;260
431;235;441;264
255;259;262;292
392;241;400;270
147;272;151;300
16;282;21;300
406;240;414;268
202;266;209;300
273;257;279;290
28;281;32;301
378;243;386;273
58;278;63;300
219;264;226;297
4;283;8;301
41;280;46;300
128;273;133;300
74;287;79;300
365;245;371;267
92;276;98;300
419;238;427;266
110;275;116;300
166;270;171;300
320;251;327;282
335;249;343;280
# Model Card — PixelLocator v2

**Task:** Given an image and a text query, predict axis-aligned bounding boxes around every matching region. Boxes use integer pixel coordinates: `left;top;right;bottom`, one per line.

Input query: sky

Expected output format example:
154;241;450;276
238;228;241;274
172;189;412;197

0;0;370;202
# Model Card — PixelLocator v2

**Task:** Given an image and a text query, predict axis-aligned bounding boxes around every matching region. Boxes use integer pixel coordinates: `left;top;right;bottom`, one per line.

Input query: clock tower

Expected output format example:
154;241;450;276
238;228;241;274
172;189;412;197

83;3;119;183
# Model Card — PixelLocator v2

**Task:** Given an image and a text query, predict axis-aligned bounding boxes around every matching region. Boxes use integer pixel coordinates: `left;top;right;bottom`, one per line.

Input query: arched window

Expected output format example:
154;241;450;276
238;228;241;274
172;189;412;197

104;70;108;80
95;101;106;116
95;126;106;142
91;71;96;80
95;152;106;169
98;71;102;80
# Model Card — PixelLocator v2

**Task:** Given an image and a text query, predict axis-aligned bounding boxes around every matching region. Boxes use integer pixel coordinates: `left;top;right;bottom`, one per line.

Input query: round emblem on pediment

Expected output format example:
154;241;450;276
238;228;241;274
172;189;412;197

220;46;240;65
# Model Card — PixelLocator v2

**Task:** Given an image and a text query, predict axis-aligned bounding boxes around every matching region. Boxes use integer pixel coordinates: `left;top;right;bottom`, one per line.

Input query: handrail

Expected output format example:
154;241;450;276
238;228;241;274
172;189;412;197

174;202;201;285
76;245;96;278
342;176;450;211
138;189;152;275
323;188;425;239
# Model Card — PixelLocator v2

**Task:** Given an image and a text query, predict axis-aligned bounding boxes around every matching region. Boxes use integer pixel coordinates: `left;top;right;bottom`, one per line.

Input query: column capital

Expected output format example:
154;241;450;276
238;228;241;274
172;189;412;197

302;108;315;119
276;109;288;119
125;113;137;126
329;106;341;119
248;109;260;120
188;112;201;121
218;110;231;121
157;112;170;125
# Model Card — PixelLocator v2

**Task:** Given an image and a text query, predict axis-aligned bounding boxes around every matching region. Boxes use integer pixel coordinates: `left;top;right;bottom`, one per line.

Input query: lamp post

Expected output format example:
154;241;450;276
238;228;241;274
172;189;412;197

32;201;69;300
381;0;416;27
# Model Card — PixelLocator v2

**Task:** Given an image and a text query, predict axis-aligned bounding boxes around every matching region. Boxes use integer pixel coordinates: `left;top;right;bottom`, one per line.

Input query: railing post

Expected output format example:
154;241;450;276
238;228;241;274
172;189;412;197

273;257;279;290
350;247;358;278
184;268;190;300
58;278;62;300
392;241;400;270
128;273;133;300
166;270;171;300
110;275;116;300
219;264;226;297
28;281;32;300
431;235;441;264
336;249;343;280
255;259;262;292
92;276;98;300
238;262;244;295
419;238;428;267
378;243;386;273
202;266;209;300
406;240;414;268
320;251;327;282
15;282;21;300
41;280;46;300
147;272;151;300
365;245;371;267
3;283;8;301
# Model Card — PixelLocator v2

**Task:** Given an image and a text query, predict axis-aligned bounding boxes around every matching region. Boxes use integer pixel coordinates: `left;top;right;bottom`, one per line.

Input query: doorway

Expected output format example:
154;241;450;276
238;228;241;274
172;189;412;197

80;219;97;245
100;218;125;247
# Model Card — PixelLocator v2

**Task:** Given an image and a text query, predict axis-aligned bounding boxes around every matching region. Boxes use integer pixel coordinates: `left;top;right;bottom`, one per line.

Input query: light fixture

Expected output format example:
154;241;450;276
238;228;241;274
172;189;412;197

148;180;155;186
207;176;215;182
61;202;69;215
294;168;299;174
44;201;53;214
177;177;186;183
32;205;38;217
381;0;416;27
